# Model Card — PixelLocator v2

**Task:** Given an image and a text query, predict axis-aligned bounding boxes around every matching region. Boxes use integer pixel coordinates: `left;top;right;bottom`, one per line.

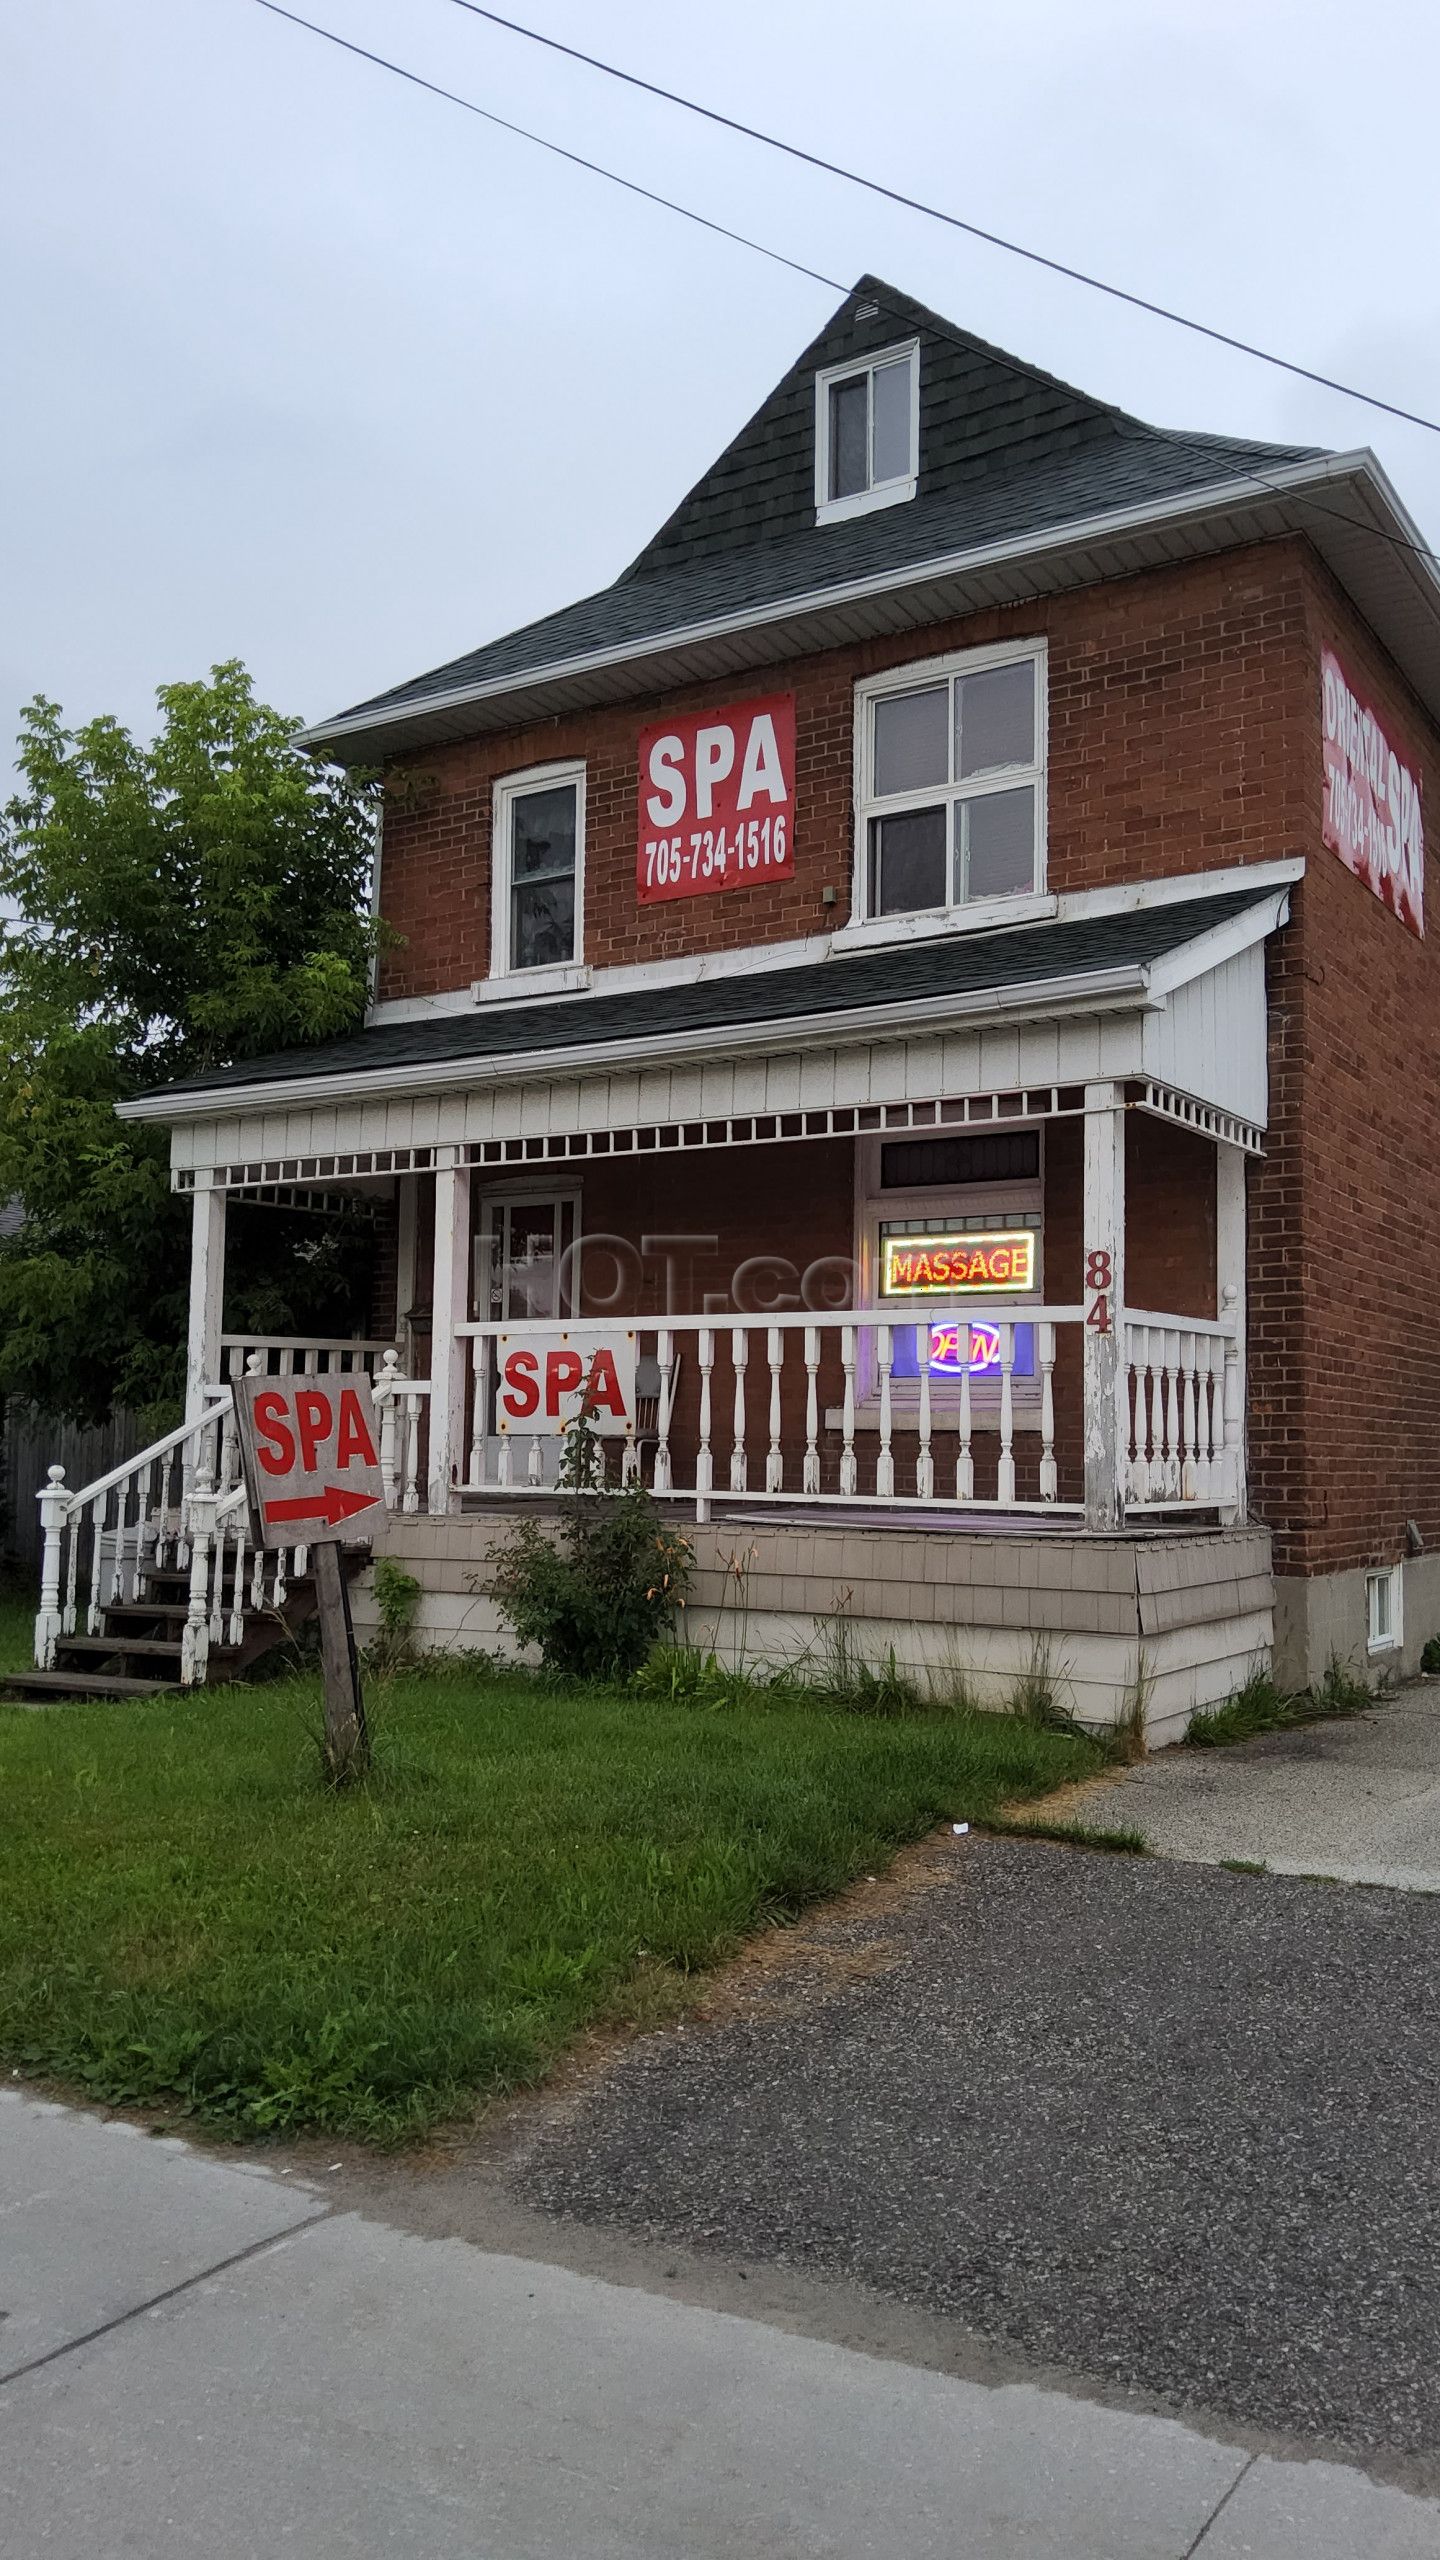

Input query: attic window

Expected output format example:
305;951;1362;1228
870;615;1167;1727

815;341;918;524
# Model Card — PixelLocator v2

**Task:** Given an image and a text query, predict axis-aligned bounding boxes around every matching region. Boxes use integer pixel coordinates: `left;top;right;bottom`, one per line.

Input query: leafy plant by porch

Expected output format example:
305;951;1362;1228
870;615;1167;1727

0;1666;1096;2140
0;663;381;1425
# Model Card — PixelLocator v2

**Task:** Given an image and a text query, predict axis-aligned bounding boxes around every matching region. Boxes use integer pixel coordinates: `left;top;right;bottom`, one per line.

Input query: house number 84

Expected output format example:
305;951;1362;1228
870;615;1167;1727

1084;1248;1112;1333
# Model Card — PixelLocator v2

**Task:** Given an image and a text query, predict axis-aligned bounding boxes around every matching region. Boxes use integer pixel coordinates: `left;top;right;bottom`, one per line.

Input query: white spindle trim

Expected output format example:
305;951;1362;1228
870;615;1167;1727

996;1325;1016;1508
729;1327;749;1493
654;1329;675;1495
915;1331;934;1502
766;1326;784;1494
696;1328;715;1516
875;1323;895;1501
1039;1321;1058;1502
839;1324;857;1498
956;1358;974;1502
803;1326;821;1495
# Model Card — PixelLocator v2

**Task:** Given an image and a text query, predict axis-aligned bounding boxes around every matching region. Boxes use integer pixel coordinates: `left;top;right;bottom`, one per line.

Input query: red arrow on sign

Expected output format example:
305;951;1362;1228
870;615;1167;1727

262;1486;380;1528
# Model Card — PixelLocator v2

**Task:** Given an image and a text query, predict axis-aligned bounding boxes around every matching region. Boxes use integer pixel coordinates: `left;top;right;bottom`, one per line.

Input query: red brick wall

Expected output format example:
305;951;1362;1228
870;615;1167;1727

375;531;1440;1585
375;541;1316;1000
1263;556;1440;1582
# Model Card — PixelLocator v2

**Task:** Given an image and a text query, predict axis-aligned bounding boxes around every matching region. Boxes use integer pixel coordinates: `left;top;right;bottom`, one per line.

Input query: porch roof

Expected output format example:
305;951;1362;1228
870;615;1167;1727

125;886;1280;1122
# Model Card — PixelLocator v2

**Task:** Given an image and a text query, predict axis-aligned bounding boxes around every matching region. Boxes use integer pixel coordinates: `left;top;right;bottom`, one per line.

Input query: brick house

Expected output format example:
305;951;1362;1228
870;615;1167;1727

34;278;1440;1731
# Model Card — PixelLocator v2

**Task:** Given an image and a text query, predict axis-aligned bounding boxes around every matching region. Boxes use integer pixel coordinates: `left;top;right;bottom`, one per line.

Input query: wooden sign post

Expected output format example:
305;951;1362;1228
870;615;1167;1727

234;1373;386;1783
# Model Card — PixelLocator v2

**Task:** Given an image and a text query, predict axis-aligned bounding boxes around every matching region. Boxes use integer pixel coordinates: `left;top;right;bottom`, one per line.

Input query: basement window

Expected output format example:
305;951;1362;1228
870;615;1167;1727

814;341;919;524
1367;1566;1402;1653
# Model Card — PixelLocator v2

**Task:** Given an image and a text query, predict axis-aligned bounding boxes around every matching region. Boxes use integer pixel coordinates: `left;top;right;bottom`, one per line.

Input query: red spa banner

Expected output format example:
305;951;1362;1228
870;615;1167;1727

637;692;796;903
1321;648;1424;937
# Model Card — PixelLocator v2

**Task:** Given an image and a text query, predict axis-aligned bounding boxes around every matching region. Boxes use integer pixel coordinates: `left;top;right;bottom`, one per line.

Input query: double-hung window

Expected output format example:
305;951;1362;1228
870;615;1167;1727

491;762;584;978
815;342;918;523
856;644;1046;922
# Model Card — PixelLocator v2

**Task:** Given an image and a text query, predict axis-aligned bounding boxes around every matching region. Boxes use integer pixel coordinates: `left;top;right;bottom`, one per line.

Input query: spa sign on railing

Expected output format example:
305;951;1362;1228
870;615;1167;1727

1321;649;1424;937
637;692;795;904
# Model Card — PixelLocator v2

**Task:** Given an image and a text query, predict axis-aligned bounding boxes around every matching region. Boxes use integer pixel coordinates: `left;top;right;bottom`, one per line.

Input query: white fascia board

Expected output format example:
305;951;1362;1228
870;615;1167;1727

117;965;1152;1124
300;452;1397;756
1142;890;1291;996
1056;855;1305;924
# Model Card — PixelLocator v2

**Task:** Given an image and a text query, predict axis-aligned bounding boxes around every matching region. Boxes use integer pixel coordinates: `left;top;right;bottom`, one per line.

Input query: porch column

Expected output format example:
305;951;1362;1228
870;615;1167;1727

1216;1143;1248;1522
1082;1081;1127;1531
184;1178;227;1423
427;1149;472;1514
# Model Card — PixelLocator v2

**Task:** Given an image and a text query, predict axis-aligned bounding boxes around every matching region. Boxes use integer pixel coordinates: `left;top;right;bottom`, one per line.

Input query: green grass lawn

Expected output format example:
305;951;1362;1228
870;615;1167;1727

0;1663;1096;2141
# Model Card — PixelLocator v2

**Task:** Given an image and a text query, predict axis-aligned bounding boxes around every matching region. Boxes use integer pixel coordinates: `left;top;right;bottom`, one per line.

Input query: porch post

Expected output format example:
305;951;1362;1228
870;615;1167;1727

1082;1081;1127;1531
1216;1143;1248;1522
184;1178;227;1424
427;1149;471;1514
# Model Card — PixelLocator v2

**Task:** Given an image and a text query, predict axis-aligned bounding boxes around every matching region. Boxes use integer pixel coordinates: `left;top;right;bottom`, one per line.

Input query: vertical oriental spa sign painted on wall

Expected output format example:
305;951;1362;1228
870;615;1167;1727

638;693;796;902
1321;650;1424;936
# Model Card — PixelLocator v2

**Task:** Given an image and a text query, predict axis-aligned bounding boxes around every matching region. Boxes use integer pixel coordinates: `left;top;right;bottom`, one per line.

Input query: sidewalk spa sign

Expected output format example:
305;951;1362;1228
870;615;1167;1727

1321;649;1424;937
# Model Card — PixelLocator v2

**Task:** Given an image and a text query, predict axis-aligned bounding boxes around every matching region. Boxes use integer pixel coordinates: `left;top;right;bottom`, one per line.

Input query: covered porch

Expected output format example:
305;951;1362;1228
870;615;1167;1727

33;878;1282;1725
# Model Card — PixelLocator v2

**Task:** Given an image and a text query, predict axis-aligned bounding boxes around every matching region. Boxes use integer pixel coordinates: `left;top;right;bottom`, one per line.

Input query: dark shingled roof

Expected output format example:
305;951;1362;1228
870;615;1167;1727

148;888;1276;1103
324;277;1318;731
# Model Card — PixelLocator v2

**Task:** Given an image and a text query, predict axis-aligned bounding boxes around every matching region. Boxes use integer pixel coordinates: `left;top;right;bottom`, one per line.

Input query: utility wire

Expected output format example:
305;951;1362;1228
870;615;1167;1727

444;0;1440;446
244;0;1440;578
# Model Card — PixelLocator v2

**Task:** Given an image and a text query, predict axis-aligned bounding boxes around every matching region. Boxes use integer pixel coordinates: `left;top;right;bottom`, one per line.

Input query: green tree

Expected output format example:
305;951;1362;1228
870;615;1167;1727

0;662;381;1424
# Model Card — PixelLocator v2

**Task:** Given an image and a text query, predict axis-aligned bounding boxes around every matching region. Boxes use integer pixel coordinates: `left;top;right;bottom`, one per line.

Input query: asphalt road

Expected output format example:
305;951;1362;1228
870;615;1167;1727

515;1834;1440;2461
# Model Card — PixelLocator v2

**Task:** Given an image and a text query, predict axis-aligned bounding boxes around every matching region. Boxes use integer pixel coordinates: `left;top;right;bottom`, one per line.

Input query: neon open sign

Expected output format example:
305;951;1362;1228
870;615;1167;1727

880;1230;1035;1294
929;1320;1002;1377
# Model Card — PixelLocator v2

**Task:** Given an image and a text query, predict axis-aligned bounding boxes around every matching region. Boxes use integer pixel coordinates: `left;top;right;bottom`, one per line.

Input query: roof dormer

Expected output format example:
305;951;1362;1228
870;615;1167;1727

814;337;919;525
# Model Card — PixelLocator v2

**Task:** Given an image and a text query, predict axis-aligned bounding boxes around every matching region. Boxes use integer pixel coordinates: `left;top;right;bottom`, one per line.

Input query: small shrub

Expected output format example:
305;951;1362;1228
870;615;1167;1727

492;1485;692;1681
1422;1637;1440;1677
367;1557;423;1676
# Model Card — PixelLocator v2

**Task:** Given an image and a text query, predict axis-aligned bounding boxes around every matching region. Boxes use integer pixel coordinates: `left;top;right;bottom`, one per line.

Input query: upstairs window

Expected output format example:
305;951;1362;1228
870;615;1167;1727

491;762;584;977
815;342;918;524
855;644;1046;922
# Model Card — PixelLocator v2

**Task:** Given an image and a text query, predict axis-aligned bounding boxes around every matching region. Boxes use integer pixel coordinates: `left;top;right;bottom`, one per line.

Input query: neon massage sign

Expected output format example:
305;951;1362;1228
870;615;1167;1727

880;1230;1036;1295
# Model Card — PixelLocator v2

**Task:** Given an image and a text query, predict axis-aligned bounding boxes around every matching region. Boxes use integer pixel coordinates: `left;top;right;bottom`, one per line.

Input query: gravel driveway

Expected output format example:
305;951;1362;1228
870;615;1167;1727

515;1835;1440;2460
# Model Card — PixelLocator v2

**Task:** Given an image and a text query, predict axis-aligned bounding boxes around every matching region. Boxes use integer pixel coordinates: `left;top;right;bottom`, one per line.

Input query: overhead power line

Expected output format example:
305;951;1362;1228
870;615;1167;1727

444;0;1440;446
244;0;1440;578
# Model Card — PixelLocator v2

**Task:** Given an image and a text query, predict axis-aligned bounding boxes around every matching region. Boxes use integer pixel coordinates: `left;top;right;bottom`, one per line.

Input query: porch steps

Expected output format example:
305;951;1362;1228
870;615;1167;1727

4;1545;370;1705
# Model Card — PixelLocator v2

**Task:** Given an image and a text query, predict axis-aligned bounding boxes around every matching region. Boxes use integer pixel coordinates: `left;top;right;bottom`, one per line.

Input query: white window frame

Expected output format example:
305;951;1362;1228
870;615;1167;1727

839;1132;1047;1425
1366;1565;1403;1654
848;638;1049;937
489;759;586;986
814;340;920;526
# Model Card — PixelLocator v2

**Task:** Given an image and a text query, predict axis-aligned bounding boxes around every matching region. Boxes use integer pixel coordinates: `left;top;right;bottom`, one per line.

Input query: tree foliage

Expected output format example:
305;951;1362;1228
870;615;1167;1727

0;663;380;1423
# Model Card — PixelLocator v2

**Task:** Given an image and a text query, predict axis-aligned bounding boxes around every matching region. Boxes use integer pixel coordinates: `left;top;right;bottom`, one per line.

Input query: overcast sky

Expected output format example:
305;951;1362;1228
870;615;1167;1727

4;0;1439;773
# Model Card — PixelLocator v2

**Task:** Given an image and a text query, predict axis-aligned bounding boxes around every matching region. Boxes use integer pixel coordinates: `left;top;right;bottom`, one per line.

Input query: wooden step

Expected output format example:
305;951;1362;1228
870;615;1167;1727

59;1634;185;1665
105;1600;192;1625
0;1669;183;1701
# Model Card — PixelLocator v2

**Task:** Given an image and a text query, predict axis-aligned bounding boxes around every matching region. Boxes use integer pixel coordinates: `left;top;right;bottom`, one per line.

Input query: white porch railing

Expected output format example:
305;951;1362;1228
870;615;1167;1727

456;1308;1081;1515
1123;1302;1242;1512
217;1335;394;1385
34;1351;430;1683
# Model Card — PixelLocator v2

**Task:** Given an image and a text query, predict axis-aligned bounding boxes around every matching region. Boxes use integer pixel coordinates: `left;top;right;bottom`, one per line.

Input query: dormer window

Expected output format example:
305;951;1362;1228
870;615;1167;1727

815;341;919;525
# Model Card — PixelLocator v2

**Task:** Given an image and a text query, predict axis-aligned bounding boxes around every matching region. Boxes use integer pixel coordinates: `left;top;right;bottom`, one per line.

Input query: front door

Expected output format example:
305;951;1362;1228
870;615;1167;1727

474;1190;579;1481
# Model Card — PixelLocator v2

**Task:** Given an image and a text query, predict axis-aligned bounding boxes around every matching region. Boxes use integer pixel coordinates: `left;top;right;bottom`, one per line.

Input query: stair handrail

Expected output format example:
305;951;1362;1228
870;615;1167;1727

34;1394;235;1674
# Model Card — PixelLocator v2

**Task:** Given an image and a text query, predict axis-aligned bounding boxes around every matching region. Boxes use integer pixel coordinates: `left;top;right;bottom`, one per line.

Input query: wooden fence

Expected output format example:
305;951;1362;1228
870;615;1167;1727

1;1401;154;1576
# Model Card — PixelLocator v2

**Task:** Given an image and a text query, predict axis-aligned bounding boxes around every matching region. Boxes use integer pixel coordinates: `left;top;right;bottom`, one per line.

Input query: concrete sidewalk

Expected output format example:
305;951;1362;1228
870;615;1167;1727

2;2091;1437;2558
1080;1684;1440;1889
